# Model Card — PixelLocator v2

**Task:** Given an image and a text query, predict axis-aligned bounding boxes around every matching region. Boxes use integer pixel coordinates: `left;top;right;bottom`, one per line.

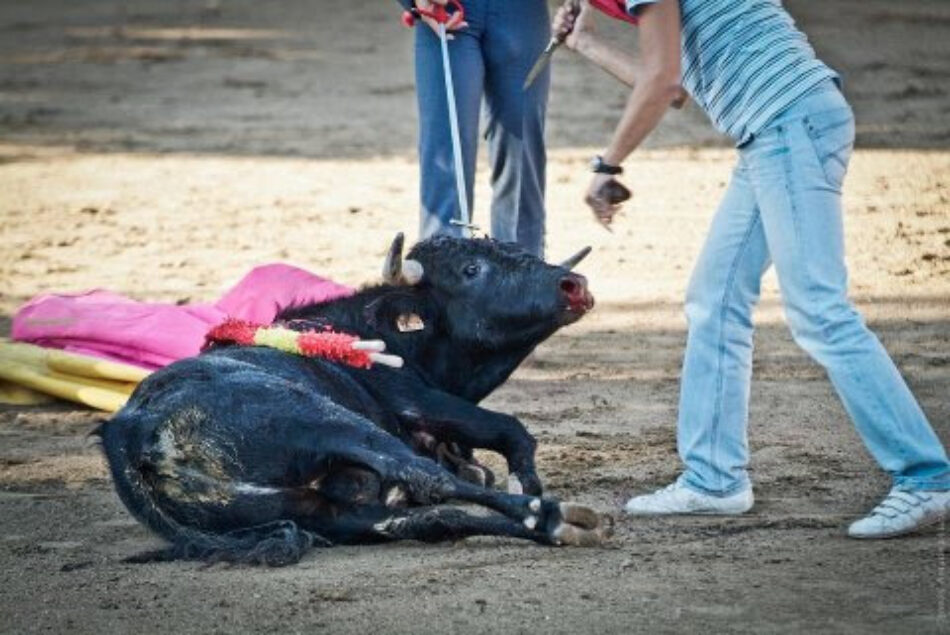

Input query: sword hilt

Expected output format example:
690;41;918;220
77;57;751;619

402;0;465;26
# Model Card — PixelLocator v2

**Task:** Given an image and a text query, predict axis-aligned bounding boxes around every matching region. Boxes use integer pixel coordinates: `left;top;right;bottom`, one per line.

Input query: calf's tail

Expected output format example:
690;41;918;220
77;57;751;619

93;416;324;566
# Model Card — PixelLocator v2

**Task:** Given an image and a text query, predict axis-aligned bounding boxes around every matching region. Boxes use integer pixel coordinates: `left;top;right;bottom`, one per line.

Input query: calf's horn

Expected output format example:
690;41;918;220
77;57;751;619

560;246;592;270
382;232;424;285
401;259;424;285
382;233;406;283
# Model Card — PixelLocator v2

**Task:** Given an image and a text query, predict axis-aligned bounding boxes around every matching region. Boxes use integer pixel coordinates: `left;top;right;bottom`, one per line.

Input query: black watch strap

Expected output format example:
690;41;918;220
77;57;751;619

591;155;623;175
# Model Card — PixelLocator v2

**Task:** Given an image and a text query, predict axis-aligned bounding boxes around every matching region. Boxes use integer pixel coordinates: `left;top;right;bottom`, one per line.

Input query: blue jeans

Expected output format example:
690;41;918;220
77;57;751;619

677;84;950;495
414;0;549;256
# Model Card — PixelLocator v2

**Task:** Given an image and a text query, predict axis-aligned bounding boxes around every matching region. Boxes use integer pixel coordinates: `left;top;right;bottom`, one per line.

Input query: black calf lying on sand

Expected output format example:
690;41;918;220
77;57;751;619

97;234;608;566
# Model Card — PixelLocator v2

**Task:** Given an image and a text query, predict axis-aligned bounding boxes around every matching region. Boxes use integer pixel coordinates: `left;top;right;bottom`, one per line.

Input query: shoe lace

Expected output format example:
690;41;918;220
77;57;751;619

869;489;931;518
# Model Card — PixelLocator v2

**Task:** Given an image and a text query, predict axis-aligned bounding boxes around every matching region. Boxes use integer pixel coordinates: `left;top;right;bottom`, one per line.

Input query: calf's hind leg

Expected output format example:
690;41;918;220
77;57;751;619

380;504;609;547
293;405;608;546
372;507;540;544
318;504;606;547
337;447;609;546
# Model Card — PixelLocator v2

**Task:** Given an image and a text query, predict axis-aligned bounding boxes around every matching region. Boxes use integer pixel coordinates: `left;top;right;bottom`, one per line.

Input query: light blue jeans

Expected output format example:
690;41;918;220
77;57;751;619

677;83;950;496
414;0;550;256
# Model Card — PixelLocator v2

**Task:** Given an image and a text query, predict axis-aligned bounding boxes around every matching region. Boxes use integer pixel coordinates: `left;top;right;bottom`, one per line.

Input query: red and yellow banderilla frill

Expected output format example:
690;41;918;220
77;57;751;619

204;319;403;369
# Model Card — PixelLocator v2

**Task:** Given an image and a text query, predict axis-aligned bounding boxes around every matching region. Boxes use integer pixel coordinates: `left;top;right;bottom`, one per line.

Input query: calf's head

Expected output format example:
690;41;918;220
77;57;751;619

383;234;594;354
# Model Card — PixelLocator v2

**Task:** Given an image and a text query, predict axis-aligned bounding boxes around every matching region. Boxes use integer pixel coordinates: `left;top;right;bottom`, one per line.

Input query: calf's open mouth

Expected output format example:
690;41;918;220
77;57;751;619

568;290;595;314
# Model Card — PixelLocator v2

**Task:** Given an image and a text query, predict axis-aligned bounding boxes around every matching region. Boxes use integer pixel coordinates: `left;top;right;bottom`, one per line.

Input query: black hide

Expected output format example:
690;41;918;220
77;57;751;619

98;236;600;566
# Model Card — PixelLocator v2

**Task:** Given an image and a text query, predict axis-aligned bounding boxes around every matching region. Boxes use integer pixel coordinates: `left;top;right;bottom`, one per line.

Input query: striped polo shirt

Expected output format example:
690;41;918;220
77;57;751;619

626;0;839;144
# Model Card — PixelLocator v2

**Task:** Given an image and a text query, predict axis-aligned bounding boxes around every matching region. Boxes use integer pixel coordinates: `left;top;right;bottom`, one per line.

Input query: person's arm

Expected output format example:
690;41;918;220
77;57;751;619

555;2;685;97
556;3;639;87
554;0;683;227
575;37;640;88
599;1;681;167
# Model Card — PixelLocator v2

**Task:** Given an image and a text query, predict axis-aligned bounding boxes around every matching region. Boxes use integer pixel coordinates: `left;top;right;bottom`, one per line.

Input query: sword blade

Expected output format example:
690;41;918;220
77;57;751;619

438;23;471;236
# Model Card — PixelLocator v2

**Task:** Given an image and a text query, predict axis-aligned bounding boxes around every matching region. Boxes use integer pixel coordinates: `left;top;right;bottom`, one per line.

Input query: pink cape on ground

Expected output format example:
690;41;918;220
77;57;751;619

11;264;354;369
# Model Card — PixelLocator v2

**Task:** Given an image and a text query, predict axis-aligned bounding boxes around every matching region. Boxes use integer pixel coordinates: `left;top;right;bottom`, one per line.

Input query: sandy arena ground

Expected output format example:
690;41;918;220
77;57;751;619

1;1;949;633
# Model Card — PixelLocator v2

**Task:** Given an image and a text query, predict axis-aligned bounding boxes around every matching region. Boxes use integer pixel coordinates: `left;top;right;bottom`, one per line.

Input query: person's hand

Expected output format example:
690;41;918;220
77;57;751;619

417;0;468;37
552;0;594;51
584;173;629;229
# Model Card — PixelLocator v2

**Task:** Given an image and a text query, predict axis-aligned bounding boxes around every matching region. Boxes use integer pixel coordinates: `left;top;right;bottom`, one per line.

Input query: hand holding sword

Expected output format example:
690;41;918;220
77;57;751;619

404;0;468;37
525;0;640;90
522;0;582;90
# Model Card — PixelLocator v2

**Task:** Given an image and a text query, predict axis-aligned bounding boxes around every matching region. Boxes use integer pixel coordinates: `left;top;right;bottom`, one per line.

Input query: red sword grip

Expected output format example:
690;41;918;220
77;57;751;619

400;1;465;27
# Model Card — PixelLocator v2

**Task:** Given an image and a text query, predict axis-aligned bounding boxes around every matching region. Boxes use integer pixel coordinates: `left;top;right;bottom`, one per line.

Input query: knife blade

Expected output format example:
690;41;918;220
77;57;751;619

522;0;580;90
522;38;561;90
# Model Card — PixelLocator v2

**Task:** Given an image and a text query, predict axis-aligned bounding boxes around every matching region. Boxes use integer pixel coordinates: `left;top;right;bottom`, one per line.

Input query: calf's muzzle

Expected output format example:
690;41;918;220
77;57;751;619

559;273;594;314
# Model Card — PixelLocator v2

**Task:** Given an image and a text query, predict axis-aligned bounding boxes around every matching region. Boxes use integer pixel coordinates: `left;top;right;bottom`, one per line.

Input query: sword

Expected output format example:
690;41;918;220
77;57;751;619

402;1;475;236
523;0;580;90
524;0;647;91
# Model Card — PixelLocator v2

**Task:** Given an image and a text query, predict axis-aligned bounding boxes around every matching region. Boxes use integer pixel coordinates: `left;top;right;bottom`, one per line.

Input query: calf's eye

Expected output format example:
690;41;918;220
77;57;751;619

462;263;480;278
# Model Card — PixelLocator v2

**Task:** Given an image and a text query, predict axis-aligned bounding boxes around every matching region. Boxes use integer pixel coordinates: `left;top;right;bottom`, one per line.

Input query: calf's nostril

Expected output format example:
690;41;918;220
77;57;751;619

559;278;580;296
559;274;592;311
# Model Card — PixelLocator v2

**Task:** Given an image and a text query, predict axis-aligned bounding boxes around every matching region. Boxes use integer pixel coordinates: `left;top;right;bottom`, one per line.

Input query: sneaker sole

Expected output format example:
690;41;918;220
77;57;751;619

624;504;753;516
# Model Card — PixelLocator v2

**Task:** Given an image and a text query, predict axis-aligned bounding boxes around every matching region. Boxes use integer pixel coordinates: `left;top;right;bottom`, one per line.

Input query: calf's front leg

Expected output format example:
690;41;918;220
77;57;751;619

395;388;542;495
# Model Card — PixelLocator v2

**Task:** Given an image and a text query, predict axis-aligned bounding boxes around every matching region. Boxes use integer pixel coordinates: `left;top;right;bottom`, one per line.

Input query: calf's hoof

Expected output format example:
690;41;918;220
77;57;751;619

546;502;613;547
435;442;496;489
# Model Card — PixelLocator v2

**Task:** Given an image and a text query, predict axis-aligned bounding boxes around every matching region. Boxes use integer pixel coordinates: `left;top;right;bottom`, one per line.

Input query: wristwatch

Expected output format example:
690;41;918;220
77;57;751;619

590;155;623;175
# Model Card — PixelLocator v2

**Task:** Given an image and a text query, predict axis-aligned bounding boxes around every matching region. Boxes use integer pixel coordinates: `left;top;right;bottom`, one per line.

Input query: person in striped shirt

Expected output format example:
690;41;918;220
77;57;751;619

552;0;950;538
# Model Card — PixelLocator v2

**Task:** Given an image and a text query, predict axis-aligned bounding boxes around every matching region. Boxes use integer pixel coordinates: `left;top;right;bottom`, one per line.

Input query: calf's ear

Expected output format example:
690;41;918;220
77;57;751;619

383;232;425;285
396;313;425;332
363;291;429;334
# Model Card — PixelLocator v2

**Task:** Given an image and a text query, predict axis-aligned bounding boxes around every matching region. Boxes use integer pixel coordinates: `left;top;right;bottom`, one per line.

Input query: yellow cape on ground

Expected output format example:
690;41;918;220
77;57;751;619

0;339;151;412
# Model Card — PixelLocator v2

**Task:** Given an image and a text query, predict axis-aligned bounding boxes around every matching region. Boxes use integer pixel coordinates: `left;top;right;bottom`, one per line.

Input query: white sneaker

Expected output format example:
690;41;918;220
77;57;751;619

848;488;950;539
623;481;754;515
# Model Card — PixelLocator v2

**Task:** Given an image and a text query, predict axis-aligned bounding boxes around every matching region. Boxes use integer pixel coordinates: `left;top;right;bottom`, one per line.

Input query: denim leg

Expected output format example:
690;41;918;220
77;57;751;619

483;0;550;256
678;160;771;496
744;105;950;492
415;10;485;240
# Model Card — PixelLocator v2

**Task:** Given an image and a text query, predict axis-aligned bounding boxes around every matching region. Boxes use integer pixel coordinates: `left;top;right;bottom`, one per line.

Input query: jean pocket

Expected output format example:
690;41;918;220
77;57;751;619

803;108;855;190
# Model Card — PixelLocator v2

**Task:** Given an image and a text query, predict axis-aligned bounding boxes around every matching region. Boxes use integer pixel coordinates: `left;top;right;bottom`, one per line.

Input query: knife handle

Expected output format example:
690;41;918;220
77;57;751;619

554;0;582;44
